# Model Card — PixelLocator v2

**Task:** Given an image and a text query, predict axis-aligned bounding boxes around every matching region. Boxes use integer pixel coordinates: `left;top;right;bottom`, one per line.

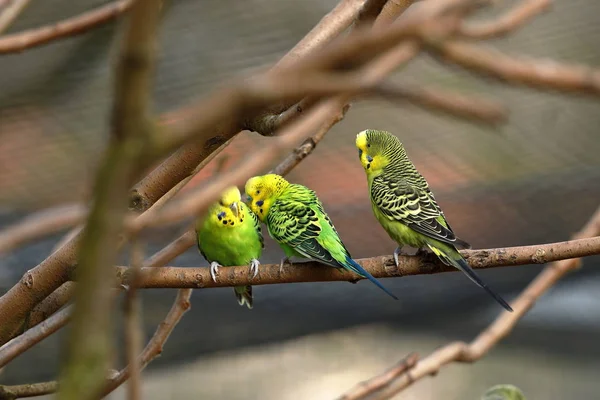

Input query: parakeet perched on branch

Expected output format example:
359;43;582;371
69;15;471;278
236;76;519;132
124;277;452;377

355;129;512;311
196;186;264;309
244;174;397;300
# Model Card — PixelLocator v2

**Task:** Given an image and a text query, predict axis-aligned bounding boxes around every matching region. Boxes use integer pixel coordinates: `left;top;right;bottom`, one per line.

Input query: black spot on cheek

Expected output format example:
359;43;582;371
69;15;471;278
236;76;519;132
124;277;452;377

367;164;371;169
222;220;227;225
230;222;234;226
260;208;263;213
240;219;244;222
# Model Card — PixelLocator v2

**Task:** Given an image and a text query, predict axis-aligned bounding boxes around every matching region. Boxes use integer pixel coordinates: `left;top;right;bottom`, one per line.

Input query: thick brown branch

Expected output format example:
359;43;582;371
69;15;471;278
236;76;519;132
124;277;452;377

0;380;58;399
460;0;552;39
0;205;86;255
0;0;133;53
113;236;600;289
349;205;600;400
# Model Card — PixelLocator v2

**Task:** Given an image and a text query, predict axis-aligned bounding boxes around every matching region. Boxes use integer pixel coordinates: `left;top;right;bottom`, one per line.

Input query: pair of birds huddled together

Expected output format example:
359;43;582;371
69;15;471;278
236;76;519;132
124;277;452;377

196;130;513;312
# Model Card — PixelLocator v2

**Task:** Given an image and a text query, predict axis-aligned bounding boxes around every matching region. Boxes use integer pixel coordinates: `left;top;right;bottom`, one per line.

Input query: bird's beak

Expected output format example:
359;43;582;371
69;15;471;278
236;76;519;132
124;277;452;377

230;202;239;218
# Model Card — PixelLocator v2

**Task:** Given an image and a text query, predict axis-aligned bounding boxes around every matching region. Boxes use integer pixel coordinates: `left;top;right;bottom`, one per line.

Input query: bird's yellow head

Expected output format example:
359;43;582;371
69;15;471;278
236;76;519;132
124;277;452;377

355;129;403;175
206;186;244;228
244;174;289;222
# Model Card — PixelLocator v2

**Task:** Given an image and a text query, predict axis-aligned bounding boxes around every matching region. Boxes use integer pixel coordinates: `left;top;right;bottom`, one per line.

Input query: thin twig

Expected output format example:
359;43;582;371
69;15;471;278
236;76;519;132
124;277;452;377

101;288;192;396
124;241;143;400
0;380;58;399
0;0;31;35
113;236;600;289
336;353;419;400
0;205;86;255
460;0;552;39
0;0;133;53
352;205;600;400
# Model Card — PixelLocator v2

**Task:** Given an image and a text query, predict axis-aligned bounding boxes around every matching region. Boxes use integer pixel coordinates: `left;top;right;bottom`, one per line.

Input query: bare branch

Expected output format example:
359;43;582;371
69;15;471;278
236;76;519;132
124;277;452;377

101;289;192;397
0;305;72;368
347;206;600;400
0;380;58;400
0;0;133;53
460;0;552;39
113;236;600;289
336;353;419;400
124;241;143;400
57;0;162;398
0;205;86;255
431;40;600;94
0;0;31;35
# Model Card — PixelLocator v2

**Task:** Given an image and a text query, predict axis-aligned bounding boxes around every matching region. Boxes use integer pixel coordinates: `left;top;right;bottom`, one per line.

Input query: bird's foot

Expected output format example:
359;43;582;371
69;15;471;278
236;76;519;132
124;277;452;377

279;257;291;274
249;258;260;278
210;261;222;282
393;247;404;267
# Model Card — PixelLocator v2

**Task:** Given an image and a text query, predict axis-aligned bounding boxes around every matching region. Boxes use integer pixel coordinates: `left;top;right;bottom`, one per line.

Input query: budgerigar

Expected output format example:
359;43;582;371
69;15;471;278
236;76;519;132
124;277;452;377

196;186;264;309
355;129;512;311
244;174;397;300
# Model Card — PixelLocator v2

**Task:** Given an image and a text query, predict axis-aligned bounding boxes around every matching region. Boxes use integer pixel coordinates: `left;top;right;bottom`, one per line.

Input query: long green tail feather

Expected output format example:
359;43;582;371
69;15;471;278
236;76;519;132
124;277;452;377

427;244;513;312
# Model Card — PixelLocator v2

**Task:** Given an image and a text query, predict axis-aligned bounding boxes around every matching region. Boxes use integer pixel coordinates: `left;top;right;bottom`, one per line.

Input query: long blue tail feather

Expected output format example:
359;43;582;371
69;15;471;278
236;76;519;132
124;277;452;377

344;256;398;300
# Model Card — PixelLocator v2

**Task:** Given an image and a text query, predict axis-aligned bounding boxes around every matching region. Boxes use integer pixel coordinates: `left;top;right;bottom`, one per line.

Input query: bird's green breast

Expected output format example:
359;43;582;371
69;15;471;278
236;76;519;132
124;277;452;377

197;205;262;266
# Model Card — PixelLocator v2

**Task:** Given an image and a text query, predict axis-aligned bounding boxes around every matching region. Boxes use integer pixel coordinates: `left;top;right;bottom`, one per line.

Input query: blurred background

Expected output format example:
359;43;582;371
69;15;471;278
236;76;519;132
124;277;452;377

1;0;600;398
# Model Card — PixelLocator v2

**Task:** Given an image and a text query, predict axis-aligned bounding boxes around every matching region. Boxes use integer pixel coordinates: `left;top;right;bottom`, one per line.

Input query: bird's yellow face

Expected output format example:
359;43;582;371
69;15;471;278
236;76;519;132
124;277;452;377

244;174;288;222
356;130;386;175
210;186;244;227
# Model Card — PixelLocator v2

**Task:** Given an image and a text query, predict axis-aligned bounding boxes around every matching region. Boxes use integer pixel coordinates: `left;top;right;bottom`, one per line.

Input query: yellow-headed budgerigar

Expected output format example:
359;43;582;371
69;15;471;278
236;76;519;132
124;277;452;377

355;129;512;311
196;186;264;309
244;174;398;300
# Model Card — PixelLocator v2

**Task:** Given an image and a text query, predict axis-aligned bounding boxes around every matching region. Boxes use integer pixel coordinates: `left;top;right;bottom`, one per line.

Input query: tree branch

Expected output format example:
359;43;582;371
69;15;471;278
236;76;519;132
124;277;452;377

0;380;58;400
0;0;134;53
0;0;31;35
339;205;600;400
113;236;600;289
460;0;552;39
0;205;86;255
57;0;162;398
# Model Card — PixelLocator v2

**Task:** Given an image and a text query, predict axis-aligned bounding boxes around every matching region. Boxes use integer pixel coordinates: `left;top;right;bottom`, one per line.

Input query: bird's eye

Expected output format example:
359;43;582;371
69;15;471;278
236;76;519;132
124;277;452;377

256;190;260;194
367;144;371;148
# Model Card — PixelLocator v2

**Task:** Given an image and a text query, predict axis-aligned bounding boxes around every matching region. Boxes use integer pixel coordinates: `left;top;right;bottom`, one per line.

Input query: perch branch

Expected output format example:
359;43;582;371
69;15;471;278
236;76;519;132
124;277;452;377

113;236;600;289
460;0;552;39
0;0;134;53
345;205;600;400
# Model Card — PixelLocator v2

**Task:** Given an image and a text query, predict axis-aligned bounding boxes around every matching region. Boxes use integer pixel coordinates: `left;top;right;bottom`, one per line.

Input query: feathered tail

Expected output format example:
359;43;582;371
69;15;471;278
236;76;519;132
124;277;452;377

343;256;398;300
427;244;513;312
234;285;253;309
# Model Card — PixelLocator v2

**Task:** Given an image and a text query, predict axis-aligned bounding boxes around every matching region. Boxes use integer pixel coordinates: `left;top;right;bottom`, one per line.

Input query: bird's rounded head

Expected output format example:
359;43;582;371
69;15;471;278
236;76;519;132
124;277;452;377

244;174;289;222
217;186;242;218
355;129;402;175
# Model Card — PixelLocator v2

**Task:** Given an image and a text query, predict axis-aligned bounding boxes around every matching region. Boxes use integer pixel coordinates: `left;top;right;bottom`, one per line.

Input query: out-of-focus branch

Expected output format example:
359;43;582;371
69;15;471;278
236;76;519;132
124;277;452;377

124;242;143;400
460;0;552;39
344;205;600;400
101;289;192;396
0;0;31;34
0;380;58;400
336;353;419;400
57;0;162;398
0;0;133;53
431;40;600;94
114;236;600;289
0;205;86;255
0;305;72;368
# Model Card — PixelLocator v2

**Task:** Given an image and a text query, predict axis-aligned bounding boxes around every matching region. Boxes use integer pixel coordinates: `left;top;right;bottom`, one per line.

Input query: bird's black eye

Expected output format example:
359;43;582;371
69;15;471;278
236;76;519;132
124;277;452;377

256;190;260;194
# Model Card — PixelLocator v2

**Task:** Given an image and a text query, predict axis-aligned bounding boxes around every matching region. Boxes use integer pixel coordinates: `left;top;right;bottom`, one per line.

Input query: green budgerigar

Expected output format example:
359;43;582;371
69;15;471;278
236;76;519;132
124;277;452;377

244;174;397;300
196;186;264;309
355;129;512;311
